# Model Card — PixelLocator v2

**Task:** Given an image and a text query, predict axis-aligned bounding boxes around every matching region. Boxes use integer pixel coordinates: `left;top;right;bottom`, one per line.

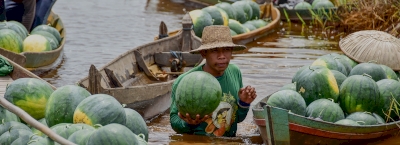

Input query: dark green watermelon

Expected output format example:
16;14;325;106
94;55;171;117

376;79;400;119
349;63;387;82
339;75;382;114
86;123;139;145
306;99;345;122
124;108;149;141
266;90;306;116
346;112;378;125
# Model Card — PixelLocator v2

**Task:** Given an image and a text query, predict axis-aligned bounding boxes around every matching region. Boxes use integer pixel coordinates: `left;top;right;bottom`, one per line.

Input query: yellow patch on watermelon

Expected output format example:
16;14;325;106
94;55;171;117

73;109;93;126
311;59;328;67
23;34;50;52
217;8;229;26
14;96;47;119
326;70;339;95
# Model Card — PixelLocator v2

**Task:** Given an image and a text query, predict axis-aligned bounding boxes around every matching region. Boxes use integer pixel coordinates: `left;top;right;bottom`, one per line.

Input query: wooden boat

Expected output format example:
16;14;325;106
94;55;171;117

252;93;400;145
276;6;337;22
157;3;281;45
77;15;203;120
0;11;66;75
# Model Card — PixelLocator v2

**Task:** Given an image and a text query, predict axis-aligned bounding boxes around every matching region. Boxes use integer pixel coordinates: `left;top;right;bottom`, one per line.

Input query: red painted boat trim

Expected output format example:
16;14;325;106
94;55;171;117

253;118;398;140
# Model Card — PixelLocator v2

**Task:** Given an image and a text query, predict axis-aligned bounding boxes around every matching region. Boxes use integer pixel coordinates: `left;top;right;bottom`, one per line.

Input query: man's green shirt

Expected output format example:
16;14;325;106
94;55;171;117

170;64;250;137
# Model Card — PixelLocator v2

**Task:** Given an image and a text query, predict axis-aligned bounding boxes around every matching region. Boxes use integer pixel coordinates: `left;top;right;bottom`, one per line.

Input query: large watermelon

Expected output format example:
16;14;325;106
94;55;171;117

292;65;310;83
311;54;350;76
0;29;23;53
294;1;312;9
0;21;28;40
45;85;91;127
73;94;126;126
124;108;149;142
189;10;213;37
215;2;237;20
349;62;387;82
23;34;51;52
176;71;222;119
5;78;54;119
376;79;400;119
305;99;345;123
266;90;307;116
30;31;60;50
338;75;382;114
86;123;139;145
279;83;296;91
202;6;228;26
31;24;62;43
345;112;378;125
231;3;247;23
295;65;339;105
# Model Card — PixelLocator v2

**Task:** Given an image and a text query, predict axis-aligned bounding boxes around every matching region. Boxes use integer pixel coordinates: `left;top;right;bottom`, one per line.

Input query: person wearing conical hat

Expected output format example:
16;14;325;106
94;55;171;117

170;25;257;137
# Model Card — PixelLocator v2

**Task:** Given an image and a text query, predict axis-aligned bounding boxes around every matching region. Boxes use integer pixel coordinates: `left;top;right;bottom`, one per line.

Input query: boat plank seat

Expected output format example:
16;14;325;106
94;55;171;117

0;76;13;97
104;68;123;88
154;52;202;67
134;50;159;81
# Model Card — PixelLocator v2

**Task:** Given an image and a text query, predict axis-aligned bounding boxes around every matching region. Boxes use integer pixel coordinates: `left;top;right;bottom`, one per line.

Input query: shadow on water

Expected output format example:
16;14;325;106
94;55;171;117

46;0;400;144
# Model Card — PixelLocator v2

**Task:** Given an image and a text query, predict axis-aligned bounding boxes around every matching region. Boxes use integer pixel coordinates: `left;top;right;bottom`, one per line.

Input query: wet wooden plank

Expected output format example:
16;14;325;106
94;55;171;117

264;106;290;145
0;76;13;97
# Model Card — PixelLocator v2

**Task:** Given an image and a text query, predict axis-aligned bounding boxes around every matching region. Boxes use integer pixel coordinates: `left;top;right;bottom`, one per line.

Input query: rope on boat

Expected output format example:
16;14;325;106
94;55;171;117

0;97;76;145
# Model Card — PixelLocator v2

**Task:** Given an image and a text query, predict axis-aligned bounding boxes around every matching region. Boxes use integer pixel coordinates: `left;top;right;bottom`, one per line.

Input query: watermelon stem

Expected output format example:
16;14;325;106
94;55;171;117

138;133;146;140
362;73;373;79
355;121;366;125
367;60;378;63
27;140;38;144
327;98;334;102
93;124;103;129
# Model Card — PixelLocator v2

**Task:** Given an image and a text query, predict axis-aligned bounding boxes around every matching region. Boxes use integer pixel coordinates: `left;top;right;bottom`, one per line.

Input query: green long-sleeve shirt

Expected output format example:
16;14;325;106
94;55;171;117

170;64;250;137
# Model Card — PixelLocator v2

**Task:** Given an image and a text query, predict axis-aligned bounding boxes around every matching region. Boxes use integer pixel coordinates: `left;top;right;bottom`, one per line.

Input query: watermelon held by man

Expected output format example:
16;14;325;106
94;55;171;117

175;71;222;119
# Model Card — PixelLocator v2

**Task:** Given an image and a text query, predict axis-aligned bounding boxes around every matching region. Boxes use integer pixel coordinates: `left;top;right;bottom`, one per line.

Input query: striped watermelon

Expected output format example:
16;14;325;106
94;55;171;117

306;98;345;123
4;78;54;120
0;29;23;53
86;123;139;145
266;90;306;116
338;75;382;114
73;94;126;126
45;85;91;127
376;79;400;119
176;71;222;119
124;108;148;142
31;24;62;43
189;10;213;37
349;63;387;82
295;65;339;105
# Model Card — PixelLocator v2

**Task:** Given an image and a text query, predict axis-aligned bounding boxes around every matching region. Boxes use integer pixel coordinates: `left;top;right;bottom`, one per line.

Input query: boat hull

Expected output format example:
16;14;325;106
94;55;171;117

252;94;400;145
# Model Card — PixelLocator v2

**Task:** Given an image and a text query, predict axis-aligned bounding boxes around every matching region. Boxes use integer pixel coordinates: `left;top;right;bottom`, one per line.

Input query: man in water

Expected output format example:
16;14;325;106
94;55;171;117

170;25;257;137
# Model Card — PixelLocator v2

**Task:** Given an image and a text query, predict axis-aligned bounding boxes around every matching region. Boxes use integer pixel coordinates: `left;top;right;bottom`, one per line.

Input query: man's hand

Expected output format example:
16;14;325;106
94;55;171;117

238;85;257;104
178;112;210;125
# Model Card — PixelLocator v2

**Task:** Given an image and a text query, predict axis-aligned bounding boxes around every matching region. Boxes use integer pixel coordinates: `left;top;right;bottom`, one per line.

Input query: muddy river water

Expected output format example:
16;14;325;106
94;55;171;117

43;0;400;144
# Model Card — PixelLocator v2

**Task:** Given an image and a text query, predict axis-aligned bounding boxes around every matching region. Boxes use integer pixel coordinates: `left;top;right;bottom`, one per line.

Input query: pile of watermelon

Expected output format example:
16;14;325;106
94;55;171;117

188;0;271;37
0;78;148;145
266;53;400;125
0;21;62;53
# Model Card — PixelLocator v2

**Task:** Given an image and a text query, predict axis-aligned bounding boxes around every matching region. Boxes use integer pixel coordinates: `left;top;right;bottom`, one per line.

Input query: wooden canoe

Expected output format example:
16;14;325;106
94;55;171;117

77;15;203;120
0;11;66;75
156;3;281;45
252;93;400;145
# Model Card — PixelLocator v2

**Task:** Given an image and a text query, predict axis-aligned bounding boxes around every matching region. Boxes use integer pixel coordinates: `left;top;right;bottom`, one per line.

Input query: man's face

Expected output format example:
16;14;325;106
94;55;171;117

201;47;233;73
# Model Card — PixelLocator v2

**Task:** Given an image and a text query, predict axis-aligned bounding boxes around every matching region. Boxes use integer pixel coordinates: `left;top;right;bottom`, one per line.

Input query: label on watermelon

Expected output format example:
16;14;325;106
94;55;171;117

204;92;238;137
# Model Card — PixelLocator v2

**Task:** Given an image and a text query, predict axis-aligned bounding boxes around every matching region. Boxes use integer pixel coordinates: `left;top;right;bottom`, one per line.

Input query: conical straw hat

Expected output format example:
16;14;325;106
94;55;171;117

189;25;246;54
339;30;400;71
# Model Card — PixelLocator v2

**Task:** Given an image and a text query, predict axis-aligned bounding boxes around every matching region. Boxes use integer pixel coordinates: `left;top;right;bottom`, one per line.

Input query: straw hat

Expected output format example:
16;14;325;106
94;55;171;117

189;25;246;54
339;30;400;71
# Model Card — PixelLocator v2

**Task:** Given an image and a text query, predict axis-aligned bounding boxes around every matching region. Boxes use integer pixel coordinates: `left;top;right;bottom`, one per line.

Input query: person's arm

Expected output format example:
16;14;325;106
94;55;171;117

169;82;194;134
236;70;250;123
21;0;35;31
